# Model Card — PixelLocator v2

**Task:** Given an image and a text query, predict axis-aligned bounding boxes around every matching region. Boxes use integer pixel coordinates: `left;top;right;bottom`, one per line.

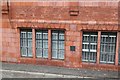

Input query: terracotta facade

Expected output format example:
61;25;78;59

1;0;120;71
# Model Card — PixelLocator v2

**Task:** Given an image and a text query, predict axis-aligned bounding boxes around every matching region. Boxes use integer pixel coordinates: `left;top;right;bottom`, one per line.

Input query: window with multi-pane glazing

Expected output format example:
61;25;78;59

100;32;117;64
52;30;65;59
119;49;120;64
20;29;32;57
82;32;98;62
36;30;48;58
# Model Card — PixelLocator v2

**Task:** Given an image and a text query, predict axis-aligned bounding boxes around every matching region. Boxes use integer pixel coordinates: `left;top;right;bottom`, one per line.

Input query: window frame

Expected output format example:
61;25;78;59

51;30;65;60
82;32;98;63
100;32;117;64
35;29;48;59
20;29;33;57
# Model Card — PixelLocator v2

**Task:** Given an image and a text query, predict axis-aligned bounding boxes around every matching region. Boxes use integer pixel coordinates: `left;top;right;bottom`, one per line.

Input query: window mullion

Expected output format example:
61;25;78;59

42;31;43;58
88;34;90;62
26;31;28;57
57;31;59;59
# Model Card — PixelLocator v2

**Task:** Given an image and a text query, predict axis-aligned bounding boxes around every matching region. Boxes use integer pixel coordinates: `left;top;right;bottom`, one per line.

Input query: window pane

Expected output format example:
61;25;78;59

89;52;96;62
90;35;97;42
52;32;58;40
36;48;42;57
36;32;42;39
28;32;32;38
83;35;89;42
43;49;48;58
20;30;32;57
21;31;26;38
36;40;42;48
52;41;58;49
21;39;27;47
43;32;48;39
82;52;89;61
36;30;48;58
21;47;27;56
28;39;32;47
28;48;32;57
100;32;116;64
43;40;48;48
58;50;64;59
59;41;64;49
82;32;97;63
52;30;64;60
52;50;57;59
59;33;64;40
28;39;32;56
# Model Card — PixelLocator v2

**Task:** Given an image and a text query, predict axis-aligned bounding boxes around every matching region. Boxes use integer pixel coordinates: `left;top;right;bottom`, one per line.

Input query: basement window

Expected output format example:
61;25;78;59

100;32;117;64
52;30;65;60
82;32;98;63
20;29;32;57
36;30;48;58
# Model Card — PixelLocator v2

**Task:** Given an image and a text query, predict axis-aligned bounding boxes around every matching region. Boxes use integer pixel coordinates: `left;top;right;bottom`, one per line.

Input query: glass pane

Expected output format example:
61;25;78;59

90;43;97;51
21;47;27;56
83;35;89;42
52;50;57;58
36;40;42;48
101;35;108;43
59;33;64;40
82;52;89;61
58;50;64;59
21;39;27;47
107;54;114;63
28;48;32;57
28;39;32;47
52;32;58;40
109;36;116;43
82;43;89;49
28;32;32;38
43;40;48;48
100;53;107;63
36;48;42;57
43;49;48;58
43;32;48;39
21;31;26;38
89;52;96;62
59;41;64;49
90;35;97;42
52;41;58;49
36;32;42;39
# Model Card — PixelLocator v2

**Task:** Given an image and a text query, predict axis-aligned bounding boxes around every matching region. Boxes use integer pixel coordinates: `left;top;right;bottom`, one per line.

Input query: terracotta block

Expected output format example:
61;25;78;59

65;24;70;31
60;24;65;29
113;26;118;30
66;41;73;46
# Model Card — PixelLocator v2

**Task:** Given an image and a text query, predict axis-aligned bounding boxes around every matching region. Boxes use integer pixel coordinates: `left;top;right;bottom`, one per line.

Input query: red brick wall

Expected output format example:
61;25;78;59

10;2;118;22
1;1;120;71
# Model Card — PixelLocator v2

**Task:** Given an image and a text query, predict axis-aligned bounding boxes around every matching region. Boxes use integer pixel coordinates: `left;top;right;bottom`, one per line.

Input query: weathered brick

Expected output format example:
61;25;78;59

1;1;120;71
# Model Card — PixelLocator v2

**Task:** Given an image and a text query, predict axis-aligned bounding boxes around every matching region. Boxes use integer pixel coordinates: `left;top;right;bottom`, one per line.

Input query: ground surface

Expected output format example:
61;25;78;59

1;62;120;79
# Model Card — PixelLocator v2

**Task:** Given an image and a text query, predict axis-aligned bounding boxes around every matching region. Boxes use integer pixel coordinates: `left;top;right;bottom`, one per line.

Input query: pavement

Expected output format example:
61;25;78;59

1;62;120;79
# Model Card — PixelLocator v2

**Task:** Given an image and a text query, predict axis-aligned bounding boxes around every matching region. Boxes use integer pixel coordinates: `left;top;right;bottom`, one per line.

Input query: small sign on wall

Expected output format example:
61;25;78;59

70;46;75;51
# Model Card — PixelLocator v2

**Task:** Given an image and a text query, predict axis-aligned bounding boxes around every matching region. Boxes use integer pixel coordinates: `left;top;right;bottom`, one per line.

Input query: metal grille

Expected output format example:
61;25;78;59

100;32;116;64
82;32;97;63
20;30;32;57
36;30;48;58
52;30;64;59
